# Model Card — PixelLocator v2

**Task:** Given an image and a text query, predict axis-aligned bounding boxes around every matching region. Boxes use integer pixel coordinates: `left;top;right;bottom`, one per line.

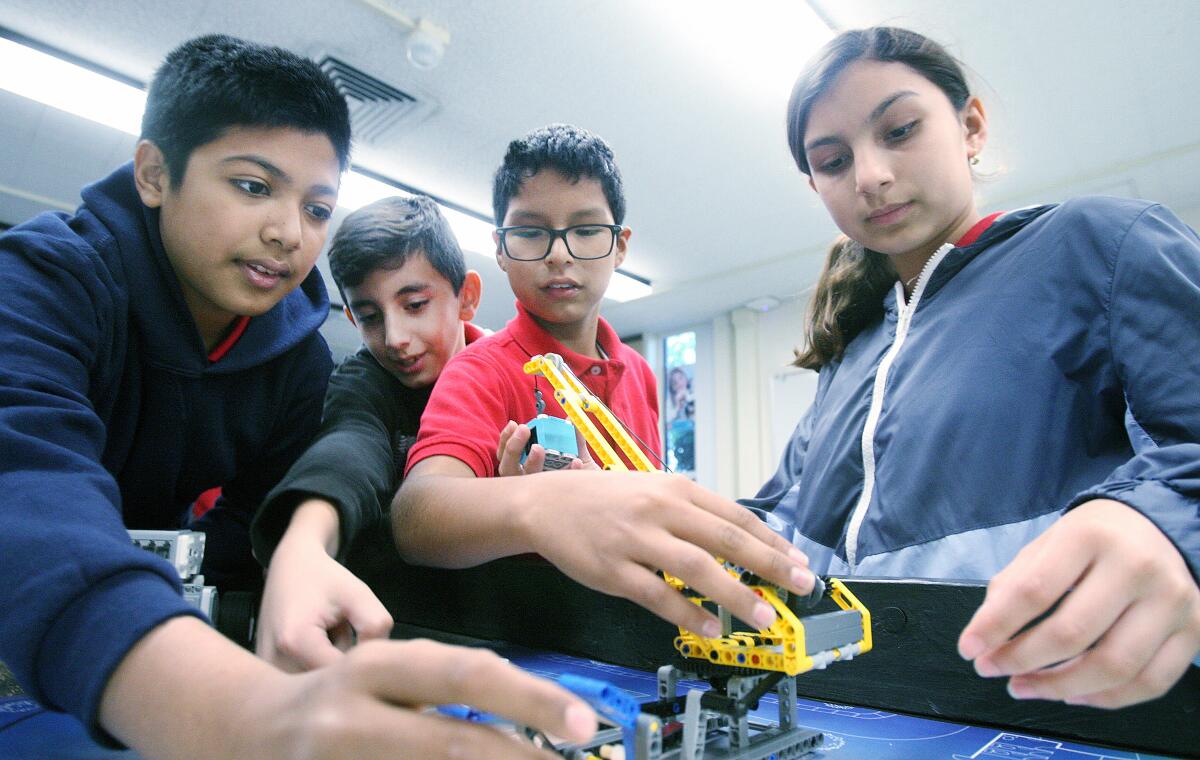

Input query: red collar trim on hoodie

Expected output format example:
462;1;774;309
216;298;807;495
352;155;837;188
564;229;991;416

207;316;251;362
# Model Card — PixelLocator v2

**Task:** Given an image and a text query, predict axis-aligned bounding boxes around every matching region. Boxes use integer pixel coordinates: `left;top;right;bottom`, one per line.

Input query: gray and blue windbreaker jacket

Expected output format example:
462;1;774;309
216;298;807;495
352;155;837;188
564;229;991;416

743;197;1200;583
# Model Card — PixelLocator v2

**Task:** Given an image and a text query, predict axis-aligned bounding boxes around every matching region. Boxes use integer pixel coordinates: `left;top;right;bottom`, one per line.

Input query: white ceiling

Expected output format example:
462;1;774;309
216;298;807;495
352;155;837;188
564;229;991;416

2;0;1199;343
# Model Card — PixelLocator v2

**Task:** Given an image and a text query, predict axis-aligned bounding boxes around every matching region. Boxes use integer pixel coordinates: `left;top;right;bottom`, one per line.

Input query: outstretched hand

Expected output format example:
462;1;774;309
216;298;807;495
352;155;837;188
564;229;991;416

521;470;814;636
958;499;1200;708
240;639;598;760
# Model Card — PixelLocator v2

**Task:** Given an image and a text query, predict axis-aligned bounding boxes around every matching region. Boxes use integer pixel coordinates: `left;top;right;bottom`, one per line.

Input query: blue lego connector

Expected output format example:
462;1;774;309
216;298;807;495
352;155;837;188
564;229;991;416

559;674;640;758
523;414;579;470
558;674;639;730
435;704;495;723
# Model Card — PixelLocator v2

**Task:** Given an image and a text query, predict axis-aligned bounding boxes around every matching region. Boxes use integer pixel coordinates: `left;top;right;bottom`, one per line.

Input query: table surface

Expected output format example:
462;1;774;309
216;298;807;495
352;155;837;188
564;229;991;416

0;645;1182;760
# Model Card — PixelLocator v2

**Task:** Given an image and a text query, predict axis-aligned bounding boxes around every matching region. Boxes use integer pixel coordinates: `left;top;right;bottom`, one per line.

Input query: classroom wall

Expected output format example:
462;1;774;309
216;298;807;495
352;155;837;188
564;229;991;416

706;294;817;500
1175;202;1200;231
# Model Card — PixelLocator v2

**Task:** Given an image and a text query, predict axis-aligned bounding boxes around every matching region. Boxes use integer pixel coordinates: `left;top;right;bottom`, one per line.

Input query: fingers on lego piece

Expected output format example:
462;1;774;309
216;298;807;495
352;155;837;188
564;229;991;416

683;489;813;594
352;640;598;745
523;445;548;474
658;541;776;633
643;535;763;629
615;562;722;637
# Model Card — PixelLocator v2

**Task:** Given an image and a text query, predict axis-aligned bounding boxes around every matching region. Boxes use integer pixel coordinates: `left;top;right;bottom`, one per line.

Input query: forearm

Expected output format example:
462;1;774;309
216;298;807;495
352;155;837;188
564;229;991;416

99;616;286;760
392;464;537;567
280;498;342;558
254;439;395;565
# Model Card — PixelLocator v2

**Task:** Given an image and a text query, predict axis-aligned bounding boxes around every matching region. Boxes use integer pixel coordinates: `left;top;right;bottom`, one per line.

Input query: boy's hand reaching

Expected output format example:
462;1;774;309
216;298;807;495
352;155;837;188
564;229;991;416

958;498;1200;708
102;617;597;760
242;639;598;760
257;499;392;672
520;470;814;637
397;458;814;638
496;420;596;475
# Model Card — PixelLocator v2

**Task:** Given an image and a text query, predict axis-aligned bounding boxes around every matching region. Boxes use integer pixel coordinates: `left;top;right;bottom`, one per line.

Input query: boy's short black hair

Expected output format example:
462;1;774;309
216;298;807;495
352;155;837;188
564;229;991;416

328;195;467;303
492;123;626;226
141;34;351;183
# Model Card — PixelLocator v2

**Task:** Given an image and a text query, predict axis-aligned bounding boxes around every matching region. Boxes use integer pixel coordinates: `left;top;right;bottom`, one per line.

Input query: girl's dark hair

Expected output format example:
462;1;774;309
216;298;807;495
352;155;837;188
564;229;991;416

787;27;971;369
794;236;895;370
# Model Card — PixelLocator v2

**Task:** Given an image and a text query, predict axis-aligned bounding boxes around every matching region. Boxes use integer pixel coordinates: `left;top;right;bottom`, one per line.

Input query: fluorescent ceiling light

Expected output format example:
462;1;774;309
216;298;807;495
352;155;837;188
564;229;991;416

0;36;146;134
0;33;652;302
606;271;654;302
337;170;495;255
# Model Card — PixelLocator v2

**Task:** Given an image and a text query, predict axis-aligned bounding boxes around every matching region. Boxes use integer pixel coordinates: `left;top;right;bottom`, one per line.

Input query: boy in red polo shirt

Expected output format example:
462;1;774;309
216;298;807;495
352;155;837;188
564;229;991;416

396;125;815;637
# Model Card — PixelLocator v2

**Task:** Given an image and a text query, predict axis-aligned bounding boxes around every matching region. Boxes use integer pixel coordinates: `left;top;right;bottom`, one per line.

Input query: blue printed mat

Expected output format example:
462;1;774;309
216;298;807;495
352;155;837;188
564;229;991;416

502;646;1181;760
0;650;1181;759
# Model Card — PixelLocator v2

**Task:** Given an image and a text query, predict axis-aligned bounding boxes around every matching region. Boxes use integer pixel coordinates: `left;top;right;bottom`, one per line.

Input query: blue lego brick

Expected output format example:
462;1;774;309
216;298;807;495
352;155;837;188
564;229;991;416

523;415;579;467
558;674;639;731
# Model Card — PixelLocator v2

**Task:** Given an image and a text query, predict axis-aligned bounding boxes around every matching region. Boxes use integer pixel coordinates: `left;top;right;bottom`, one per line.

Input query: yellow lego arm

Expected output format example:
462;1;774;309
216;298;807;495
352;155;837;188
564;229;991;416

522;353;657;472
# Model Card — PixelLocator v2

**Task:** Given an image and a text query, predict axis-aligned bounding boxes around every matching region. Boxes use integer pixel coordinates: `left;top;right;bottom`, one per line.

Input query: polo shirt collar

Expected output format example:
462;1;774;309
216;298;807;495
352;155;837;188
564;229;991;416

507;300;626;379
464;322;486;345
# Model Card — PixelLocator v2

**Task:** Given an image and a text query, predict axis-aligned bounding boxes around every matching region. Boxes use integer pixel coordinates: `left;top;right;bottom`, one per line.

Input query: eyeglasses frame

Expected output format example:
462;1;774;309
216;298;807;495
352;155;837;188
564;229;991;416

495;223;625;261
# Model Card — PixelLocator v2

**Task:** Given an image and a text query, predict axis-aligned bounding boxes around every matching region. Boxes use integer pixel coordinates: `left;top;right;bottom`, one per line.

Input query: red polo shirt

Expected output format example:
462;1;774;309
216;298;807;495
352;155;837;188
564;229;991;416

406;301;662;477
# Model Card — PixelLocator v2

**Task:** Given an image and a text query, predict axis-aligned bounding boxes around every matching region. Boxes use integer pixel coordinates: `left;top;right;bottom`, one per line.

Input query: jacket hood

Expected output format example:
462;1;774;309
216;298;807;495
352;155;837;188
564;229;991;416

80;162;329;375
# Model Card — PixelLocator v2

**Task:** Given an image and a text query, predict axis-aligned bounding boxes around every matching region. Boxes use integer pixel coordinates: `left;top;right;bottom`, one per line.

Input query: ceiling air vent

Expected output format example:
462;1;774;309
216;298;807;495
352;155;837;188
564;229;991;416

316;55;435;144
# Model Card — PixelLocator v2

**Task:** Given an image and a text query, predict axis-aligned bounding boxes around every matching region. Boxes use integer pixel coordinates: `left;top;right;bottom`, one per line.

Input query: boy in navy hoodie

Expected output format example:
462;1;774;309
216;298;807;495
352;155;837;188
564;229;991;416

0;35;596;760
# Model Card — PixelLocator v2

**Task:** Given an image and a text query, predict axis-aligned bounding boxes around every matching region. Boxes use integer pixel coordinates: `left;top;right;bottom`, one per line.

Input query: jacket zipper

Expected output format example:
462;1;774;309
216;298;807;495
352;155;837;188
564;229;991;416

844;243;954;570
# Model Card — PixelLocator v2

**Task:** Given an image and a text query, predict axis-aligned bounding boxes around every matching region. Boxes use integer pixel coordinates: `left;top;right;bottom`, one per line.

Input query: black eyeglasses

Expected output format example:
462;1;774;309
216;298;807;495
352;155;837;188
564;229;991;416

496;224;623;261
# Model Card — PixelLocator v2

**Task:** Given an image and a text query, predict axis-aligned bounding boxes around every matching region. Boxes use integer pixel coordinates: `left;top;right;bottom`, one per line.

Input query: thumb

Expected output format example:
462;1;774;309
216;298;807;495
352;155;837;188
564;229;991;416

574;427;598;468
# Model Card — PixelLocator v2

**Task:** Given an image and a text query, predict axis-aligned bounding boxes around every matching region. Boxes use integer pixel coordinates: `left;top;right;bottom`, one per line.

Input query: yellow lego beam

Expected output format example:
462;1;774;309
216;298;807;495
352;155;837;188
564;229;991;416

523;353;658;471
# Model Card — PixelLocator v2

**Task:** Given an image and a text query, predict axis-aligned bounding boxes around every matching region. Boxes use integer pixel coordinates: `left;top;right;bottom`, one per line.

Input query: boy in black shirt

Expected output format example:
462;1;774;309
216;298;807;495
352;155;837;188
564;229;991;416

252;195;484;671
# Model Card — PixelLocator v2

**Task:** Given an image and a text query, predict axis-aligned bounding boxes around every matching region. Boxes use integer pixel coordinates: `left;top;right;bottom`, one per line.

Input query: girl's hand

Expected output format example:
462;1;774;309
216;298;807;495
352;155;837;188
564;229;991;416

958;499;1200;708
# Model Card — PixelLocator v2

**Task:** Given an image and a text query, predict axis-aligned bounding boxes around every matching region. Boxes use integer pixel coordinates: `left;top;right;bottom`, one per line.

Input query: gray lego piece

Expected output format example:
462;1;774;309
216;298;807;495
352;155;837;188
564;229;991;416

798;609;862;654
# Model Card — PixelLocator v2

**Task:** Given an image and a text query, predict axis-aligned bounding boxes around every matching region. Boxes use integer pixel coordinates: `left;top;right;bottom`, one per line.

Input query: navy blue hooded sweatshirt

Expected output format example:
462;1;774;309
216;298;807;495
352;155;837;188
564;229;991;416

0;162;332;738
